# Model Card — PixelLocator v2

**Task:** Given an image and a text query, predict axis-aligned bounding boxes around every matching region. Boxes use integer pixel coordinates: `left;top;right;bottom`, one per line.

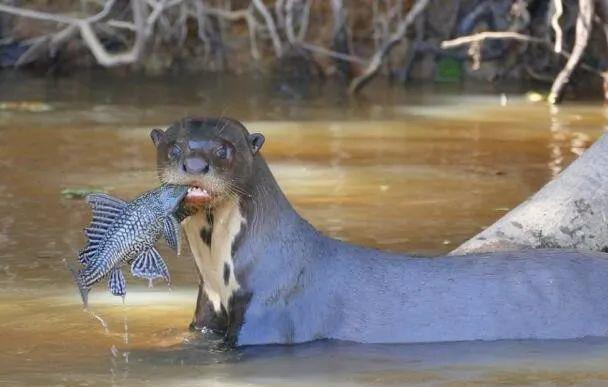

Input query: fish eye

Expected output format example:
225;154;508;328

168;144;182;161
215;144;228;160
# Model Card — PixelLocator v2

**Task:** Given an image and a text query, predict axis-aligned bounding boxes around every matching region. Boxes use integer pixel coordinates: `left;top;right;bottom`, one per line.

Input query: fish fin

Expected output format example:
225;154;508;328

130;247;170;284
162;215;181;256
86;193;128;210
66;260;90;308
78;246;96;265
85;193;127;235
108;268;126;297
80;193;127;264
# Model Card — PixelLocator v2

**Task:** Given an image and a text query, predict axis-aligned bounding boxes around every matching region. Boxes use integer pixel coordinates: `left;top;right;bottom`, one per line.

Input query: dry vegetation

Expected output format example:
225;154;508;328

1;0;608;101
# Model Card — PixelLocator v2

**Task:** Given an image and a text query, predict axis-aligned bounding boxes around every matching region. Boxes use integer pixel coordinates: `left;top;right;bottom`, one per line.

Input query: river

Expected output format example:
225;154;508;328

1;72;607;385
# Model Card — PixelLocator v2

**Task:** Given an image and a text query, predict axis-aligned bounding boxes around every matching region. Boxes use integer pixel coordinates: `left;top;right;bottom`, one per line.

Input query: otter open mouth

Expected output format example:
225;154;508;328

185;185;212;206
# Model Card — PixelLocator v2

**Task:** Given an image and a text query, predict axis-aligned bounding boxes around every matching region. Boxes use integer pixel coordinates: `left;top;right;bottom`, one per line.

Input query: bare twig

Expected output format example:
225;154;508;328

349;0;431;95
551;0;564;53
441;29;600;77
0;3;78;24
297;0;311;42
202;7;249;21
0;1;141;66
285;0;361;67
549;0;594;104
107;20;137;31
275;0;286;30
297;41;365;64
196;5;260;60
285;0;298;44
245;6;261;61
284;0;311;44
78;0;145;66
193;0;212;58
441;31;544;48
252;0;283;57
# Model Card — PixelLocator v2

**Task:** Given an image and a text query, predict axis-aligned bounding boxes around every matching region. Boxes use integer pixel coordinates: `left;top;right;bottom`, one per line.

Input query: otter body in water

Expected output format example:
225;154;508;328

151;117;608;346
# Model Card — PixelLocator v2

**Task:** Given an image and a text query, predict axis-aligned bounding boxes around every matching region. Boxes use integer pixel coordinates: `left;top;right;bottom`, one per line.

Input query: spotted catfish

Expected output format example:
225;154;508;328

73;184;188;307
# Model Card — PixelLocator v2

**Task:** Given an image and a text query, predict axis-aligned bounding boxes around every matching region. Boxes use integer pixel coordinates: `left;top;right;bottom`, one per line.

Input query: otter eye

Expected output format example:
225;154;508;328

168;144;182;161
215;145;228;160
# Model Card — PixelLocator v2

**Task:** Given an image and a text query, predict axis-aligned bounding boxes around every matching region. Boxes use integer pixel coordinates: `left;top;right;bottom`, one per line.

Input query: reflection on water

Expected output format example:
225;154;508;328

1;73;607;385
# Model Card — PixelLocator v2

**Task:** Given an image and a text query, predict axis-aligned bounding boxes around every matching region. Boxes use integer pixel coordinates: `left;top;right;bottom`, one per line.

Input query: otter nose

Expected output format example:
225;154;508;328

183;157;209;174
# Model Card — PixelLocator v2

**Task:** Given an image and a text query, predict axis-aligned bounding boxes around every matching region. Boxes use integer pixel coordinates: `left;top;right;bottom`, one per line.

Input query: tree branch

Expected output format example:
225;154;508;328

77;0;146;66
441;31;545;48
252;0;283;57
549;0;594;104
348;0;431;95
551;0;564;53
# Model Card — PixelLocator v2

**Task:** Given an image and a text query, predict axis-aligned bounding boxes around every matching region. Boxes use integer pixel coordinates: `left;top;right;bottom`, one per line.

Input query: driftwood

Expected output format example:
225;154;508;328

451;133;608;256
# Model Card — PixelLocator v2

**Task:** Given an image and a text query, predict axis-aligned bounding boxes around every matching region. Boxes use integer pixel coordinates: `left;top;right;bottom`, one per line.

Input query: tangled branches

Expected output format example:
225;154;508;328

441;0;607;104
1;0;607;101
0;0;434;93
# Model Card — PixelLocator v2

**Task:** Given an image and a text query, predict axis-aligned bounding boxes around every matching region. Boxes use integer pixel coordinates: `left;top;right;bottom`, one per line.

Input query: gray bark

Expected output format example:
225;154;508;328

451;133;608;255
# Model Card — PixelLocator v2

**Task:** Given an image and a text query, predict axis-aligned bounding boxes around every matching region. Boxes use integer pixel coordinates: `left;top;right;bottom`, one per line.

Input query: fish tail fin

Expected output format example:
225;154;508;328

76;276;90;309
64;259;90;308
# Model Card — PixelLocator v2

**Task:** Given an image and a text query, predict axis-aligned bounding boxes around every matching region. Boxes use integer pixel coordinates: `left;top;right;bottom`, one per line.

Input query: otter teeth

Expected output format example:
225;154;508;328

187;186;210;198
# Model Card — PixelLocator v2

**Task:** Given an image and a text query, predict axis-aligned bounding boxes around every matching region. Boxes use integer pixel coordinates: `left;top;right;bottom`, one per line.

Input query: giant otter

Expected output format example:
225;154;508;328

151;117;608;346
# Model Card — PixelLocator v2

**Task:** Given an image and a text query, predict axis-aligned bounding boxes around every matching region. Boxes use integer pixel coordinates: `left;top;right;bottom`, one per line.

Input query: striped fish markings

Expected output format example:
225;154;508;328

73;184;188;306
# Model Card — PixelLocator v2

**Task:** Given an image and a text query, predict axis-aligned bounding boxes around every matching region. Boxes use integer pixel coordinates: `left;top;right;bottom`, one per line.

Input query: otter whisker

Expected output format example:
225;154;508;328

225;182;252;198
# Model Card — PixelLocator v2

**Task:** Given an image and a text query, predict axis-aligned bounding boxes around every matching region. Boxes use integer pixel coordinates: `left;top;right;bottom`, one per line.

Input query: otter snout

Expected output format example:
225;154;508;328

151;117;266;208
183;156;210;175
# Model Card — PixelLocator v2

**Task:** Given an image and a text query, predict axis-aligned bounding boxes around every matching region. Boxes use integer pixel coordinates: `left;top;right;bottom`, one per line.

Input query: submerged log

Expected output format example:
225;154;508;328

451;133;608;256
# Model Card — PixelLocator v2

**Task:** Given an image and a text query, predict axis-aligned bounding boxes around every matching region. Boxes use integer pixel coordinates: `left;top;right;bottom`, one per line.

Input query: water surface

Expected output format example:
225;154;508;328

1;73;607;385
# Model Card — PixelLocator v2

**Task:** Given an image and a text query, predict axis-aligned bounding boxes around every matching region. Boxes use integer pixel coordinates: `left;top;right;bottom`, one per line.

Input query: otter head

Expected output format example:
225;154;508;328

151;117;265;209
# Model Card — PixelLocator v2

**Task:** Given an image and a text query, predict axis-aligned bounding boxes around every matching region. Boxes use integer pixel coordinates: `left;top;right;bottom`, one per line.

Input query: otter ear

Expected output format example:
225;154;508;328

248;133;265;154
150;128;165;147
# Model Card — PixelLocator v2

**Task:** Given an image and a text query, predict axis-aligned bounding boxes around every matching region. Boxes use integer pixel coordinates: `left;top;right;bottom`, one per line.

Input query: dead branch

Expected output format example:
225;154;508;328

441;31;544;48
0;0;146;67
442;29;601;76
0;0;606;99
285;0;298;44
282;0;362;66
551;0;564;53
297;41;365;64
275;0;286;30
297;0;311;42
0;3;78;25
193;0;212;58
78;0;145;66
252;0;283;57
349;0;431;95
548;0;594;104
197;5;260;60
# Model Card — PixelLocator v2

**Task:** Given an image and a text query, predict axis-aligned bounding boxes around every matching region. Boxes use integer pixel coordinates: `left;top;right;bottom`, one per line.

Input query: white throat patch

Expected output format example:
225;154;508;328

182;198;244;312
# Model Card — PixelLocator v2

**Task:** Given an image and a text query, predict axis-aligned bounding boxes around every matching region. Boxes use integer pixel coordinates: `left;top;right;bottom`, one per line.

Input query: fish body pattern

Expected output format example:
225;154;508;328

75;184;188;306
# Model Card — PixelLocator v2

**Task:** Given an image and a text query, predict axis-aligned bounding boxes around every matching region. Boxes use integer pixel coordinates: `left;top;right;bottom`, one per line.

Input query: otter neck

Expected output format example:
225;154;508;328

181;156;299;314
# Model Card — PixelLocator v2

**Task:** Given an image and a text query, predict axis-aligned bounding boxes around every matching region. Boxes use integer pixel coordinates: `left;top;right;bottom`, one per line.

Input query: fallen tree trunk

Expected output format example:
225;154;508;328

451;133;608;255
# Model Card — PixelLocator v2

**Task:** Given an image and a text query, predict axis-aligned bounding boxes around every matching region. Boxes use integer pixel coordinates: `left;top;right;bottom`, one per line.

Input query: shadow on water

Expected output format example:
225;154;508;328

109;336;608;385
1;72;608;385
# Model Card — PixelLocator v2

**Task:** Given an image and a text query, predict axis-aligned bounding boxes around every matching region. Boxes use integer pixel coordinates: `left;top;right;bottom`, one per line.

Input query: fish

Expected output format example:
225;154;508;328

73;184;189;307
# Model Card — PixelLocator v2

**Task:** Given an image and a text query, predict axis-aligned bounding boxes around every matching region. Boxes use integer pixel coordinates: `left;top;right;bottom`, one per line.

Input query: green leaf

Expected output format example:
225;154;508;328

61;187;108;200
435;58;462;83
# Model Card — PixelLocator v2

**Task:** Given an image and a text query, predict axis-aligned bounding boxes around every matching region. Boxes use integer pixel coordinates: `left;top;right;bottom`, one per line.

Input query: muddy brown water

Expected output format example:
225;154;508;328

1;73;608;386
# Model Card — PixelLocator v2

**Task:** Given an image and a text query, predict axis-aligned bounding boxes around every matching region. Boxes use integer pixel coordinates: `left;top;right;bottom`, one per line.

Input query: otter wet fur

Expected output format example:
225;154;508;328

73;184;188;307
152;117;608;346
